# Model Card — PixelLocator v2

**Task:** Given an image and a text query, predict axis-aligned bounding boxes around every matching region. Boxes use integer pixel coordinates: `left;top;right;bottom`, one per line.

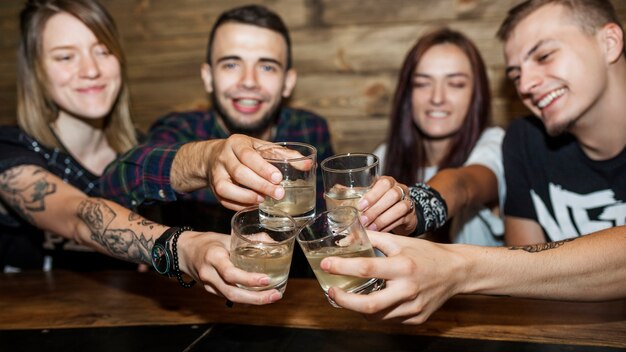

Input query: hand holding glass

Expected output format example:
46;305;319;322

297;206;384;307
256;142;317;225
230;206;297;294
321;153;379;210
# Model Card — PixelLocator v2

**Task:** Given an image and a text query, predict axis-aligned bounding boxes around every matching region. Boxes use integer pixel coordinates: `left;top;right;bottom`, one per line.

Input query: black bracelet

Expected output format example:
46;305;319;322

409;183;448;236
171;226;196;288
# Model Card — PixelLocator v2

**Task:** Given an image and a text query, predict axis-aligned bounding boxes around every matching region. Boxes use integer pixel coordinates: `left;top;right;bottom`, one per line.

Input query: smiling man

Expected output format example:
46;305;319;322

101;5;333;237
101;5;333;278
498;0;626;246
203;21;297;140
297;0;626;324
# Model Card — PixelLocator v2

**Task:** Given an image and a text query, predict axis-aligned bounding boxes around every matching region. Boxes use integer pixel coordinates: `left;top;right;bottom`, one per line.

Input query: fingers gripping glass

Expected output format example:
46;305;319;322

297;206;384;308
230;206;298;294
256;142;317;226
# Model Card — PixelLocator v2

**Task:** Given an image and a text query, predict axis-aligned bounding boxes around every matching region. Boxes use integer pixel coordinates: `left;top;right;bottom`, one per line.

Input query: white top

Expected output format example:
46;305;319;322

373;127;505;246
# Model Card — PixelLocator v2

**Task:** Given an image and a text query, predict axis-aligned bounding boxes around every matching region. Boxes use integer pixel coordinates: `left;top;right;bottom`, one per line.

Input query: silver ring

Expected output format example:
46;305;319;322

395;185;406;201
408;199;415;211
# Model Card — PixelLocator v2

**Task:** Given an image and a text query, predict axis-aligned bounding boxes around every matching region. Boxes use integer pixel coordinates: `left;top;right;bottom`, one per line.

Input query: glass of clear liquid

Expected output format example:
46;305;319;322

321;153;379;210
256;142;317;225
297;206;384;307
230;205;298;294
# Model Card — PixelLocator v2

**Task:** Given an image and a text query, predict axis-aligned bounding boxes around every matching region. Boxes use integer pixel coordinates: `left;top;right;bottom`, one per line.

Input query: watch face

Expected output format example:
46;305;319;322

151;243;170;275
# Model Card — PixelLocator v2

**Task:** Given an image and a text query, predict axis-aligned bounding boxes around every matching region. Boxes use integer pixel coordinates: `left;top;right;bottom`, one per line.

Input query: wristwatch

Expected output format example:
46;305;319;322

151;227;180;277
151;226;196;288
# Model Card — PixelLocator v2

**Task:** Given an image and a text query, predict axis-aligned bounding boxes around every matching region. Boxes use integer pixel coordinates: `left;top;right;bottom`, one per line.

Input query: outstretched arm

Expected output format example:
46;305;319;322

321;228;626;324
359;164;497;236
0;165;282;305
170;134;285;210
102;134;286;211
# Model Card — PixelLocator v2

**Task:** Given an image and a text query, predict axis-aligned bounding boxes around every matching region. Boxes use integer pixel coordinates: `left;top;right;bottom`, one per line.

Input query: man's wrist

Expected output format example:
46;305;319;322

171;141;214;192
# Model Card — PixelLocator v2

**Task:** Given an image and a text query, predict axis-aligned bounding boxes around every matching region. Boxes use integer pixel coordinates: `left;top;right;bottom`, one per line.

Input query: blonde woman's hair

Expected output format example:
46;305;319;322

17;0;137;153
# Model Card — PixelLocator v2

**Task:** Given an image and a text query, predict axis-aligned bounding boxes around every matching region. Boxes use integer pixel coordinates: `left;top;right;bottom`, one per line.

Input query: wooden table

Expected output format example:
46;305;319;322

1;270;625;351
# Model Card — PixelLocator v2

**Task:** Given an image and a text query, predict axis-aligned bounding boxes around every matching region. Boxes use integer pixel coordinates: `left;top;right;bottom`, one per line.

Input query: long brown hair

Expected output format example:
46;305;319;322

17;0;137;153
383;27;491;184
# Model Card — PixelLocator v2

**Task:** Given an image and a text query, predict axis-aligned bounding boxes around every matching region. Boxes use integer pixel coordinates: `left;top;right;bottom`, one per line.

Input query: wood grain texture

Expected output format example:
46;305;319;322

0;0;625;152
1;270;625;348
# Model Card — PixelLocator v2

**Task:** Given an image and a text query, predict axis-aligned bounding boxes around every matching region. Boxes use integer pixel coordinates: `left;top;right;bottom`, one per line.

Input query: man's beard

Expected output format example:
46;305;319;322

543;114;579;137
211;93;281;139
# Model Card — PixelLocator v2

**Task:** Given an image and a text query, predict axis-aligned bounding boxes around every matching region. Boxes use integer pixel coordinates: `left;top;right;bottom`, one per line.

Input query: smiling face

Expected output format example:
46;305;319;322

201;22;296;138
41;12;122;122
411;43;474;139
504;4;610;136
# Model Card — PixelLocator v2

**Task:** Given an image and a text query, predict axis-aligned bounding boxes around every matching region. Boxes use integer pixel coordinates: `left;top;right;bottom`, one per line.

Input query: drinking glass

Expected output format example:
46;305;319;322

321;153;379;211
230;205;297;294
297;206;384;307
256;142;317;225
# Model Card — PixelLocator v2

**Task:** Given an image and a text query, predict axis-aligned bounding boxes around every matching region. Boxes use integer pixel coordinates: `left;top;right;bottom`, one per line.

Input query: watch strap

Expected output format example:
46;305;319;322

152;227;180;277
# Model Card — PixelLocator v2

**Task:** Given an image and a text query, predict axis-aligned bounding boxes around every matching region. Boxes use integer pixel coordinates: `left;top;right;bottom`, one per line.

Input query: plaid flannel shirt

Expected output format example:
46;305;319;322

101;108;334;210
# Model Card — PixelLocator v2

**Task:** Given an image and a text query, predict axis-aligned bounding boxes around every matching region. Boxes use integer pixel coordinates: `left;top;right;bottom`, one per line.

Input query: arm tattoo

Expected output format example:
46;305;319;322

78;198;115;233
0;167;56;225
78;199;153;264
509;238;575;253
128;211;156;228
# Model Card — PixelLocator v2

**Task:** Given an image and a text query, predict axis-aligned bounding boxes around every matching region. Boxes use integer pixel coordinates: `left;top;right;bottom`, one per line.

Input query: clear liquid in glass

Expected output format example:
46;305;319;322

324;186;369;210
305;245;377;293
260;179;315;225
231;244;293;293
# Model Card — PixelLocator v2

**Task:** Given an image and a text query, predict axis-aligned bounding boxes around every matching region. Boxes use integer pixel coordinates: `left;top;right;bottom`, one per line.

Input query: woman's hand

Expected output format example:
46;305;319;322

358;176;417;235
176;231;284;305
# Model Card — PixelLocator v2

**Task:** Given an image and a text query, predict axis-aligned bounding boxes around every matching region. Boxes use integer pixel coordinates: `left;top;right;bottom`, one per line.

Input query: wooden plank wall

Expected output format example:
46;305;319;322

2;0;626;153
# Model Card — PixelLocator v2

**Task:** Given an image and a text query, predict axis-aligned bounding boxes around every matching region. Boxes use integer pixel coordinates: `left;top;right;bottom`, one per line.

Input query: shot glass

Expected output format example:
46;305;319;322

230;205;297;294
297;206;384;307
256;142;317;225
321;153;379;210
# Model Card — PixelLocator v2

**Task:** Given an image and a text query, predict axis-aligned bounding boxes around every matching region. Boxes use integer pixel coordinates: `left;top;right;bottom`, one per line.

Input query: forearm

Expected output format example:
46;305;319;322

170;134;283;211
427;165;498;220
1;165;168;265
459;228;626;300
170;140;214;193
73;197;168;265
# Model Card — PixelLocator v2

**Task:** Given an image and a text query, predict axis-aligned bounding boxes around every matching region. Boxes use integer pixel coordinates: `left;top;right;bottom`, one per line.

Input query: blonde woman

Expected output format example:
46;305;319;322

0;0;281;306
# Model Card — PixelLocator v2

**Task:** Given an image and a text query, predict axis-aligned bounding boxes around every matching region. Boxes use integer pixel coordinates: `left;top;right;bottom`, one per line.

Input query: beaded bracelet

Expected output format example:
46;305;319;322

170;226;196;288
408;183;448;236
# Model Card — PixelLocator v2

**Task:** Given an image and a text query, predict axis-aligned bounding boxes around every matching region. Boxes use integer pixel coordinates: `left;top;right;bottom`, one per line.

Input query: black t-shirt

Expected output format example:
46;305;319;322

503;116;626;242
0;126;134;271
